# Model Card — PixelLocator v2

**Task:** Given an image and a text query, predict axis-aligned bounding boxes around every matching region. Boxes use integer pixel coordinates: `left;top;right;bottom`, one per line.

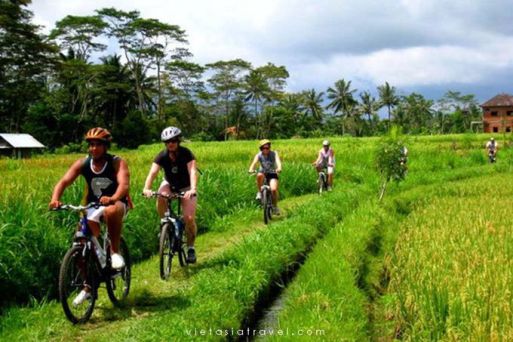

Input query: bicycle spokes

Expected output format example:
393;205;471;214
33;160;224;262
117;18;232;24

59;246;96;324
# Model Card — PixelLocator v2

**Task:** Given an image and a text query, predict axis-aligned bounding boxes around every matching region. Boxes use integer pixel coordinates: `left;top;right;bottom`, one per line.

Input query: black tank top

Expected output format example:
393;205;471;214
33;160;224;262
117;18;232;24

81;154;125;204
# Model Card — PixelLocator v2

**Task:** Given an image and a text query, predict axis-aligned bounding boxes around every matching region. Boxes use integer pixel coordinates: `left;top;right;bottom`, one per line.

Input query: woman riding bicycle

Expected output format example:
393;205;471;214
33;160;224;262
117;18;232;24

142;126;199;264
49;127;131;306
312;140;335;191
248;139;282;215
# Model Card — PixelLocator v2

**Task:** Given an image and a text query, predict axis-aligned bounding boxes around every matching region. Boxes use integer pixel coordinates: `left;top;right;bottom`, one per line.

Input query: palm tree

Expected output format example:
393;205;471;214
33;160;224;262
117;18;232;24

359;91;379;135
378;81;399;130
244;69;271;139
92;54;136;131
326;79;357;135
302;89;325;124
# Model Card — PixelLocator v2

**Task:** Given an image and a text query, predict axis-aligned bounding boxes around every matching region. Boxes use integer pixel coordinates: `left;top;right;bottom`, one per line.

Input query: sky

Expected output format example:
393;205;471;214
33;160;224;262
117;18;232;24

28;0;513;103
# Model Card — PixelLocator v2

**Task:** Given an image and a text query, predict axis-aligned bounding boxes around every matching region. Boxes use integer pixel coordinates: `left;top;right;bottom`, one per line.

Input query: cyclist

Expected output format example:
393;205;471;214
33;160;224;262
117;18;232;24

49;127;130;306
486;137;498;162
312;140;335;191
142;126;199;264
248;139;282;215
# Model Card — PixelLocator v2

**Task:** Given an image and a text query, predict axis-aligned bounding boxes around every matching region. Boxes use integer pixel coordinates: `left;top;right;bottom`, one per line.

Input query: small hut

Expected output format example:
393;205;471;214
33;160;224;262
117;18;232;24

0;133;45;158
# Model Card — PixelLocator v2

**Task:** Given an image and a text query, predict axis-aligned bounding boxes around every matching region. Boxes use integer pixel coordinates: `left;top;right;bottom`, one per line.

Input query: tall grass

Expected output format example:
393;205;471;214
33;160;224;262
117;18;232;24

0;138;353;308
385;175;513;340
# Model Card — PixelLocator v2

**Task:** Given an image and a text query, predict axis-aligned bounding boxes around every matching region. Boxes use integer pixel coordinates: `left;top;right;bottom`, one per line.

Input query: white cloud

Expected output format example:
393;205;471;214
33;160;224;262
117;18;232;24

28;0;513;100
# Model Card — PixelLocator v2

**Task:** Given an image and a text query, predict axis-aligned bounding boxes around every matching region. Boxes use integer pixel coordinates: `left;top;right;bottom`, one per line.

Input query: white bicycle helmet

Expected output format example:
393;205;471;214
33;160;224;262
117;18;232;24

161;126;182;141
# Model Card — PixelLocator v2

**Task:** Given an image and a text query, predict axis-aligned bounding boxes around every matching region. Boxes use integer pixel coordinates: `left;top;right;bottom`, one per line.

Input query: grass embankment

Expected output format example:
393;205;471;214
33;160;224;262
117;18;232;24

263;135;513;341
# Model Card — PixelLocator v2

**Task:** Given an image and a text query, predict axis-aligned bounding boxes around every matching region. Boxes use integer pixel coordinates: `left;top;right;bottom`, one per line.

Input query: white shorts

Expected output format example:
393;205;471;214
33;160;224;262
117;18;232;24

158;179;191;193
86;202;127;223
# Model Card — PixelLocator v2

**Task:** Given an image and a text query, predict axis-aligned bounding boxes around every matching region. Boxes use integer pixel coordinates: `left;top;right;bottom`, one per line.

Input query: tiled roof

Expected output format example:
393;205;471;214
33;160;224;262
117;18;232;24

0;133;45;148
481;93;513;107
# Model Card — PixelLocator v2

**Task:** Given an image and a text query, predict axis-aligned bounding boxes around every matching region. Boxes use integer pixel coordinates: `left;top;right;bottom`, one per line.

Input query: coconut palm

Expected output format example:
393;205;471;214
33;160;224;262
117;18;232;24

378;81;399;130
302;89;325;124
359;91;380;135
326;79;357;135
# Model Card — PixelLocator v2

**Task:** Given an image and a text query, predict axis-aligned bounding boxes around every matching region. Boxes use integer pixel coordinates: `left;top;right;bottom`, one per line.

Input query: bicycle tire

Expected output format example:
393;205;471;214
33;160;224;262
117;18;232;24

59;245;97;324
266;188;273;224
318;173;325;194
178;245;187;267
177;223;188;267
106;237;131;305
263;189;270;224
159;223;173;280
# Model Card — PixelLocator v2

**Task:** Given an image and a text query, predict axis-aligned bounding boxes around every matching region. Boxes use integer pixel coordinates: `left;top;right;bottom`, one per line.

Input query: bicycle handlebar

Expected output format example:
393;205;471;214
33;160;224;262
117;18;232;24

52;202;101;211
143;191;187;199
248;170;279;175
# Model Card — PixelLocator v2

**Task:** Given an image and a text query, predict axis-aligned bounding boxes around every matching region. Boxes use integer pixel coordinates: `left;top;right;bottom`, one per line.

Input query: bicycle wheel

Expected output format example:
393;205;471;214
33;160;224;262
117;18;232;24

262;189;273;224
318;173;325;194
263;189;270;224
59;245;97;324
177;226;188;267
159;223;174;280
106;237;131;305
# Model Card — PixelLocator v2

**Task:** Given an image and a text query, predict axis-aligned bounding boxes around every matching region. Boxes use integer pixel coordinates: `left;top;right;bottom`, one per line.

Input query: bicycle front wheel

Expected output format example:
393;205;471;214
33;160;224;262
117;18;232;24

263;190;272;224
106;237;131;306
159;223;174;280
59;245;97;324
318;173;325;194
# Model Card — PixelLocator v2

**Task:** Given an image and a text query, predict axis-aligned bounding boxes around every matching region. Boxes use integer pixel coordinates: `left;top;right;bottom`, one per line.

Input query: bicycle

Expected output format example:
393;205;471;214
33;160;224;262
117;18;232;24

53;203;131;324
250;171;274;224
145;192;188;280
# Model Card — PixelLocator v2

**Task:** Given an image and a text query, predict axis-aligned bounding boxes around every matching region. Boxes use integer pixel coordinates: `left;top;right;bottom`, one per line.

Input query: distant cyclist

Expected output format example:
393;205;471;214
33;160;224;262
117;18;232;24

248;139;282;215
142;126;199;263
486;137;498;163
49;127;131;306
312;140;335;191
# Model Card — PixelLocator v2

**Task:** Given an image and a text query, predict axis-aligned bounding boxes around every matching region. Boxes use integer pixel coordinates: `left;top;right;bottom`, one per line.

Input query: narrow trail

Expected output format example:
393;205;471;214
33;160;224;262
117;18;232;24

0;193;317;341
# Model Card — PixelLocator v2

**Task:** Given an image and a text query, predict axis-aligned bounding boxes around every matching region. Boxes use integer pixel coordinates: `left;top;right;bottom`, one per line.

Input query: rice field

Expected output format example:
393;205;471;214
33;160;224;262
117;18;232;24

2;133;513;340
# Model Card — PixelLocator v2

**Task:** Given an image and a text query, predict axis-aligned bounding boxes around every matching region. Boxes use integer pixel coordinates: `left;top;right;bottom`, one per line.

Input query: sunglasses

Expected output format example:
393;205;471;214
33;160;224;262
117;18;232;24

165;139;179;144
88;141;105;147
261;146;270;150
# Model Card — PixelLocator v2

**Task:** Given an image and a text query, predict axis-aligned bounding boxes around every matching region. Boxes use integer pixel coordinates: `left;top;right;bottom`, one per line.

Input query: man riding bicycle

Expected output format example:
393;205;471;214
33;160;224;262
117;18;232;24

49;127;130;306
142;126;199;264
248;139;282;215
312;140;335;191
486;137;498;162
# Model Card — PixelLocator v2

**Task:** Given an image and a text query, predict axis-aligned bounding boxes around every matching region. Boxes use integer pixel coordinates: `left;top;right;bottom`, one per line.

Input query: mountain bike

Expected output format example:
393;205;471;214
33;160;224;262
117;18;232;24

146;192;188;280
53;203;131;324
250;171;274;224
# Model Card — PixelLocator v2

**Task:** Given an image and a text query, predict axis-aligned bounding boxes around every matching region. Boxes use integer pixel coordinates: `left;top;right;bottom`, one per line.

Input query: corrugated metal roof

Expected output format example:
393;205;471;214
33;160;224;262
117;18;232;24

481;93;513;107
0;134;45;148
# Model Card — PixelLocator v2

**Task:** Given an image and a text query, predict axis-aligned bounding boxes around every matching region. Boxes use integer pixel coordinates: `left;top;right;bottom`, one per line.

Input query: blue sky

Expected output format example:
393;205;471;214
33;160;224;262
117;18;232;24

29;0;513;103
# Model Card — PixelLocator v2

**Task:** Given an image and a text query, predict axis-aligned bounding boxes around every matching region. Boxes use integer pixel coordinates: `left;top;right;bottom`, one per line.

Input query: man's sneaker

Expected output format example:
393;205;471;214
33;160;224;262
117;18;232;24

72;289;91;307
111;253;125;270
187;248;197;264
273;206;281;215
255;192;262;201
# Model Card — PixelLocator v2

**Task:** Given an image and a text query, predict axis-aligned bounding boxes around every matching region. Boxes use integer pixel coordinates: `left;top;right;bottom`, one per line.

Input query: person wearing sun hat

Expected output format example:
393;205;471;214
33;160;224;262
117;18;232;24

248;139;282;215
